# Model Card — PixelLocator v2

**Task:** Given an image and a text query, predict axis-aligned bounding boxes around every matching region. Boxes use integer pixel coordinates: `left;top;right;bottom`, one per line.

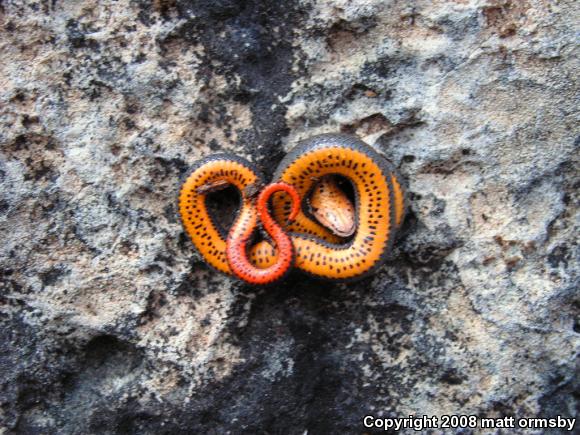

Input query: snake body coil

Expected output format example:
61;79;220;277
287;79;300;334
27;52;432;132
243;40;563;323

178;134;406;284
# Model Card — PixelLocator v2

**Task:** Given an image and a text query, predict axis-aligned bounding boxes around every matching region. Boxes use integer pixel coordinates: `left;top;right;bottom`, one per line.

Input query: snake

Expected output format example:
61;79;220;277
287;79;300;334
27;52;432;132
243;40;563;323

178;133;405;284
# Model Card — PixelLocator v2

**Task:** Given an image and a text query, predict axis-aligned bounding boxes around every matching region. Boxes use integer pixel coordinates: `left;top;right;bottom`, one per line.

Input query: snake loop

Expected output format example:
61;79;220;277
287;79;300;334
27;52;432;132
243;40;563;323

269;133;405;281
178;154;265;275
226;182;300;285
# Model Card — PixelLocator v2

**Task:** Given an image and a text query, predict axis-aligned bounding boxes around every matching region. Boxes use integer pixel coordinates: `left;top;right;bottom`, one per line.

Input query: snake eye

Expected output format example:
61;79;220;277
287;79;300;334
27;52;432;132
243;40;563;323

205;184;241;236
308;175;356;238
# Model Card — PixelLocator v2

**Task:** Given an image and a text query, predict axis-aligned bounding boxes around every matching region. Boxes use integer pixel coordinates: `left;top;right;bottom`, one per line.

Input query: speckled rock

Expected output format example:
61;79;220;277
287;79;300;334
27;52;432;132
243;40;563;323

0;0;578;433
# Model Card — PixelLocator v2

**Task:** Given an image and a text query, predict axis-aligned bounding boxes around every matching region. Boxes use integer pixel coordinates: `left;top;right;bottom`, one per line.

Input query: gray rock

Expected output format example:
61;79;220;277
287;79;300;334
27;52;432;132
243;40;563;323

0;0;578;433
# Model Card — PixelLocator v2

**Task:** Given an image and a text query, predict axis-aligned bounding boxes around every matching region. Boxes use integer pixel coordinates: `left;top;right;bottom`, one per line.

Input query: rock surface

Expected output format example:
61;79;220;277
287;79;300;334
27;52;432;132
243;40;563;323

0;0;578;433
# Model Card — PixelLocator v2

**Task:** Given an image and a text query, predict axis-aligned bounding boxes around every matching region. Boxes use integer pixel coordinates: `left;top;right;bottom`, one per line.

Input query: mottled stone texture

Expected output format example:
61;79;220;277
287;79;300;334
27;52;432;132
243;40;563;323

0;0;578;433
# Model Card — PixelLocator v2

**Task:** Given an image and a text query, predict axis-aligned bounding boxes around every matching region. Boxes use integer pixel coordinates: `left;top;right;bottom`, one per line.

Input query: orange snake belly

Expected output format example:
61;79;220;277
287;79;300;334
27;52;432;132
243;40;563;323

178;134;406;284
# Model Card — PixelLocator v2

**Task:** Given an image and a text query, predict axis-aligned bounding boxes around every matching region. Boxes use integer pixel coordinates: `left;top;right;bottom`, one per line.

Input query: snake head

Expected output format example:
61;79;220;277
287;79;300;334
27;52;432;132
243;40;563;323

308;175;356;237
